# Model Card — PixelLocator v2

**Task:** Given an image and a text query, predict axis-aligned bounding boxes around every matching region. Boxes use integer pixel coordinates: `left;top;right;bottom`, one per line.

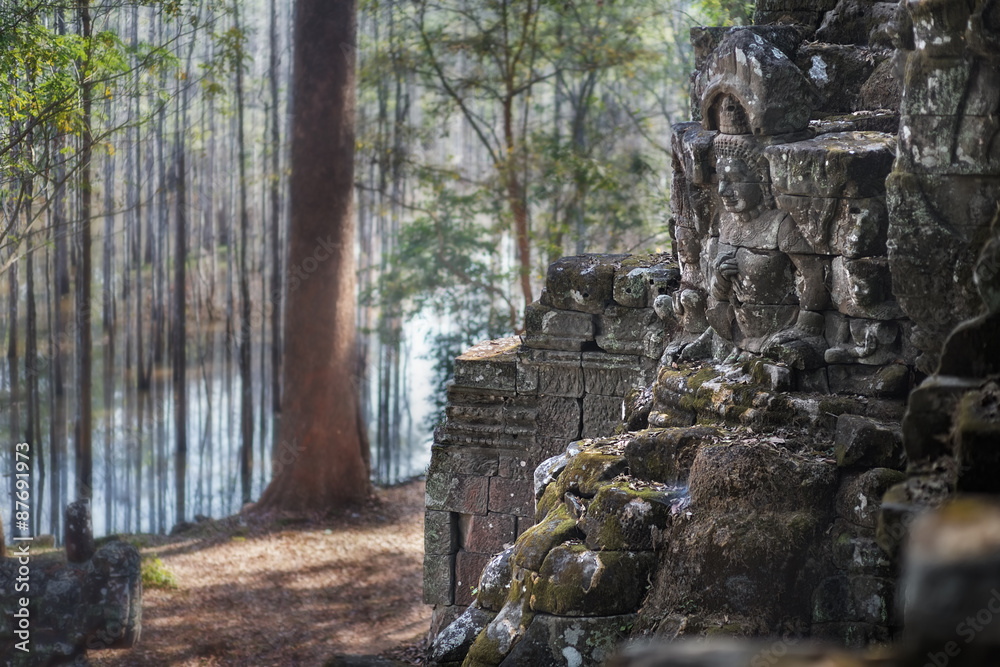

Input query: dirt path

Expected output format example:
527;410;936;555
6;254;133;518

91;481;430;667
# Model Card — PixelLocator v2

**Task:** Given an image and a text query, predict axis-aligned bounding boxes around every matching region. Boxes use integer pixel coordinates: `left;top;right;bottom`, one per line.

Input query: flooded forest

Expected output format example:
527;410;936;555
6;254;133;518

0;0;728;539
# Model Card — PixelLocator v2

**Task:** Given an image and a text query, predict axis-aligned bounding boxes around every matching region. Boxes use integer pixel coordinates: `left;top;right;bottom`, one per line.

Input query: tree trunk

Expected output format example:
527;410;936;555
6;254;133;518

76;0;94;501
256;0;370;512
233;0;254;506
268;0;283;416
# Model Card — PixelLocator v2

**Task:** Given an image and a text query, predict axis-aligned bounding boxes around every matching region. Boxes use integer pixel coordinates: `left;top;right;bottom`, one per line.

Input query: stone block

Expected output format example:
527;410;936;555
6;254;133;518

797;367;830;394
426;445;499;478
425;473;490;515
625;426;720;483
582;394;624;438
897;114;1000;175
614;262;680;309
489;477;533;518
789;254;833;311
459;512;518;555
426;510;459;555
453;338;519;391
954;385;1000;493
454;551;493;607
796;43;884;113
828;363;910;398
423;553;456;605
697;29;815;135
831;519;895;577
900;52;1000;118
541;254;627;314
830;256;904;320
499;613;635;667
836;468;906;529
522;303;595;351
582;352;654;397
776;195;888;258
901;376;983;462
812;574;897;625
765;132;895;199
520;348;584;398
595;305;664;358
581;483;680;551
815;0;898;47
536;395;581;439
497;451;532;480
429;605;497;665
835;414;904;469
530;547;657;616
477;547;514;612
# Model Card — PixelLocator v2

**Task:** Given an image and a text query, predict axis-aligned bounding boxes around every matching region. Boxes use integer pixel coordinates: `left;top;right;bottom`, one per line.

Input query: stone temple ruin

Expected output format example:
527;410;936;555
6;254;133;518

424;0;1000;665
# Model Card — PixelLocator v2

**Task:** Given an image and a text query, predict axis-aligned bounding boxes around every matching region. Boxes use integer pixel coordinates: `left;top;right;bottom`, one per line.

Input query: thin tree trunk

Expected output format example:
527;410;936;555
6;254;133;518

233;0;254;505
76;0;94;501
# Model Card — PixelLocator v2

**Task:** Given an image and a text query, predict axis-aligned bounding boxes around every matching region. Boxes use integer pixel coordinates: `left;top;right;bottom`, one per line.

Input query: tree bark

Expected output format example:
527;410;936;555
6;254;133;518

256;0;370;512
76;0;94;501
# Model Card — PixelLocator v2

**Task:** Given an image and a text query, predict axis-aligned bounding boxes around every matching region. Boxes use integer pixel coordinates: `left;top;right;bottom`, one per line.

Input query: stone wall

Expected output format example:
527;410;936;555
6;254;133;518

422;0;1000;665
424;254;677;632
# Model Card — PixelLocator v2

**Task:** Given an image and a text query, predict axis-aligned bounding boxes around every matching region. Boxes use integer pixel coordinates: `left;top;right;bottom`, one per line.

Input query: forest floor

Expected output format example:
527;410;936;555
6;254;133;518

90;480;430;667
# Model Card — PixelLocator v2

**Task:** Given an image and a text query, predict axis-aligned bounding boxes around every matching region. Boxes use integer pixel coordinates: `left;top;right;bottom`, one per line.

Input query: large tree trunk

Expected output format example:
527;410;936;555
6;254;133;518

255;0;370;512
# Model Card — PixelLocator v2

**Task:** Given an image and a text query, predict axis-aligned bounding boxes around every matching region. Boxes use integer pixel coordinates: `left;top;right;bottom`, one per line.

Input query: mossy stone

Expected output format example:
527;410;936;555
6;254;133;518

512;505;580;572
580;481;680;551
529;545;656;616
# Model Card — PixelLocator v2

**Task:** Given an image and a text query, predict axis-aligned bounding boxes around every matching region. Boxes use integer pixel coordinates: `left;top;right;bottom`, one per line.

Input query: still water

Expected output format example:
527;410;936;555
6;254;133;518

0;322;436;541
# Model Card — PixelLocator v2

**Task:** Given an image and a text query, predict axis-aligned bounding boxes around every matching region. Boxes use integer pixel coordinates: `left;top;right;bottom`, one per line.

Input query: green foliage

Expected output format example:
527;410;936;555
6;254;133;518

141;555;178;589
696;0;754;26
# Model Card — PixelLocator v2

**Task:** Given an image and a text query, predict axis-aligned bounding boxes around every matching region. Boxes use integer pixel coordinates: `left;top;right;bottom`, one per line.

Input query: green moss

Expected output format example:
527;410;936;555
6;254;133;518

141;555;178;589
512;504;581;571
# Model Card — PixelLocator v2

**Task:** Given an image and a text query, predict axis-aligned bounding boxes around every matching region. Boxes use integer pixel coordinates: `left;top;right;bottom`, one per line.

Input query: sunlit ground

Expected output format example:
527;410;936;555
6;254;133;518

90;480;429;667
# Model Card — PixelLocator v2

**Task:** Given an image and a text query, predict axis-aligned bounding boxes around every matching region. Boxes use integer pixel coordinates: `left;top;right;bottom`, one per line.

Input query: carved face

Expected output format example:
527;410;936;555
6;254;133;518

717;155;763;214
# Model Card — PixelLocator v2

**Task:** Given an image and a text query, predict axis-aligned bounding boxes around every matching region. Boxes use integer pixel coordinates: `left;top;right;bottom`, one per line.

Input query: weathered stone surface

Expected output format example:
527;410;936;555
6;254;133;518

530;546;657;616
0;540;142;664
453;338;520;391
459;513;518;555
430;606;497;665
582;394;623;438
812;574;897;626
478;547;514;612
624;427;721;483
426;473;490;515
828;363;910;398
697;30;815;135
554;449;629;499
900;375;981;462
831;519;895;577
523;303;595;352
535;395;582;439
595;305;665;359
835;414;904;469
541;254;627;315
427;446;500;478
512;505;581;572
518;349;584;398
427;510;459;555
796;43;885;112
456;551;494;606
836;468;906;529
815;0;898;47
775;195;888;257
581;482;680;551
765;132;895;198
902;499;1000;664
489;478;533;519
499;613;633;667
582;353;655;397
689;443;838;513
953;382;1000;493
424;553;456;605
